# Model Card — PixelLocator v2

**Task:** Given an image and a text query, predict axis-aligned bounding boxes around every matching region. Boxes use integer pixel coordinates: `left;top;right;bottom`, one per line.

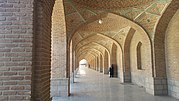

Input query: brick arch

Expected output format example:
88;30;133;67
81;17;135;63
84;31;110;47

148;0;179;96
74;34;112;52
77;49;100;57
165;9;179;99
77;48;101;70
77;51;98;70
76;42;108;56
68;13;108;42
69;13;152;43
73;33;122;60
77;48;103;58
77;51;96;62
154;0;179;77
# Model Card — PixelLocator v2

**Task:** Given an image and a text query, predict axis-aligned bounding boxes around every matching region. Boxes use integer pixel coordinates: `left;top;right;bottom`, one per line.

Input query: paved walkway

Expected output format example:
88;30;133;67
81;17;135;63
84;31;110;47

53;67;178;101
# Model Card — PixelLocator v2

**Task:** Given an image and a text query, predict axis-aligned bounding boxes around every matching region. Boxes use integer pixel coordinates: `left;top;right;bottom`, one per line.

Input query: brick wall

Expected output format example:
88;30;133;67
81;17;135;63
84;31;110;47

121;28;136;82
153;0;179;97
0;0;34;100
130;29;152;88
166;9;179;99
154;0;179;78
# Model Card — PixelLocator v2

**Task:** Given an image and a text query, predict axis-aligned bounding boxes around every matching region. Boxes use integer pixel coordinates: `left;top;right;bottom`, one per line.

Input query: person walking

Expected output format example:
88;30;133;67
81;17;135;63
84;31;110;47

109;64;114;77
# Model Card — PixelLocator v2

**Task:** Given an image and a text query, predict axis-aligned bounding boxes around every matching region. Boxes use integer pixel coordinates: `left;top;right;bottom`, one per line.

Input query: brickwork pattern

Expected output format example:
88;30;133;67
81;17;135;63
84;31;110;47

63;0;171;42
32;0;55;100
0;0;34;100
130;28;152;87
51;0;69;97
154;0;179;77
72;0;153;9
166;9;179;99
51;0;67;78
0;0;178;100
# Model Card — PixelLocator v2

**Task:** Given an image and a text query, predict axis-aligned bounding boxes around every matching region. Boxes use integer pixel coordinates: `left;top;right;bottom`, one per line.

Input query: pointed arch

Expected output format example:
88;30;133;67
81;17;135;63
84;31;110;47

164;7;179;99
154;0;179;77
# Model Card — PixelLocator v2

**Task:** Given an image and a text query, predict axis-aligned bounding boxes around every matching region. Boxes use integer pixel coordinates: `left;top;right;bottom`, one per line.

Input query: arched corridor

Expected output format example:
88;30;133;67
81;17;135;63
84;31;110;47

0;0;179;101
53;67;178;101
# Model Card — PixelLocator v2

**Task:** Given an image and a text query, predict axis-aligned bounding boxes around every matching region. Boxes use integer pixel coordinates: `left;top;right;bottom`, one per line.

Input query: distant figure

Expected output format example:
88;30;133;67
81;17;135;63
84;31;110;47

109;64;114;77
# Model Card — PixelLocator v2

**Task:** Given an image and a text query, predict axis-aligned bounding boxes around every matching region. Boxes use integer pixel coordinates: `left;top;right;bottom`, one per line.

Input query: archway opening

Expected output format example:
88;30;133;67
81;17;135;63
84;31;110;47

79;59;89;75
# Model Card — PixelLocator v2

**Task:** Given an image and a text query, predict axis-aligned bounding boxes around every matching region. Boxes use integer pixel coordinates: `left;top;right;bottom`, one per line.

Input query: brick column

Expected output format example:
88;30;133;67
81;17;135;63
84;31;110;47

33;0;55;100
51;0;69;97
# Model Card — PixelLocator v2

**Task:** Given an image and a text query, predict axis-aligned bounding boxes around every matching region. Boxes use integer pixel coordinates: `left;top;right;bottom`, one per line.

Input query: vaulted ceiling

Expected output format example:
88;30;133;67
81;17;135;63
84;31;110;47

63;0;173;62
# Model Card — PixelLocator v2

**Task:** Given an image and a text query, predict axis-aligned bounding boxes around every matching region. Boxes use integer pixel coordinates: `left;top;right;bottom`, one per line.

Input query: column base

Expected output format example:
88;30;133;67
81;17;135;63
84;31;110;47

123;72;131;83
51;78;70;97
146;77;168;96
